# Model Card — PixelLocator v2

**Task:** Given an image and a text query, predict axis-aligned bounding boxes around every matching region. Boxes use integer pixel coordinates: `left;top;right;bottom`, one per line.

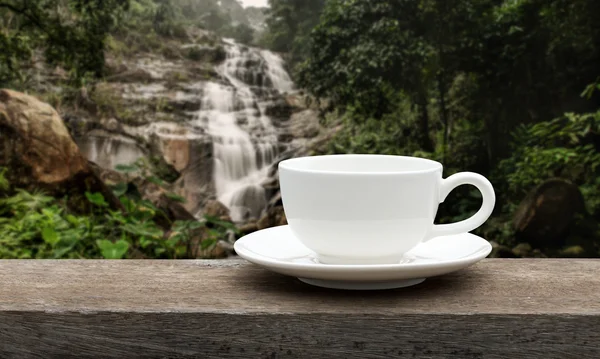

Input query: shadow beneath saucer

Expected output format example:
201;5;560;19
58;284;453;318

234;266;486;301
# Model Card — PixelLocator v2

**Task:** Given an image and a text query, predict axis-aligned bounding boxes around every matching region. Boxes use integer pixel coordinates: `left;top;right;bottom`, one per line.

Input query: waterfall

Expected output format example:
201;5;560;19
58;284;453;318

78;37;296;224
197;39;294;222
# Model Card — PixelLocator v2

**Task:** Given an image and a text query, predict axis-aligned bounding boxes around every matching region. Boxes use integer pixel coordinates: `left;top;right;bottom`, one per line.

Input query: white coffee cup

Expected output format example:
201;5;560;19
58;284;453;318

278;154;495;265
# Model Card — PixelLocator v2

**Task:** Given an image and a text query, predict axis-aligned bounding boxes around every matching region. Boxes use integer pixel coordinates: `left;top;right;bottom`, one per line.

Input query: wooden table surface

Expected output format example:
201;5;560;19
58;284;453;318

0;259;598;358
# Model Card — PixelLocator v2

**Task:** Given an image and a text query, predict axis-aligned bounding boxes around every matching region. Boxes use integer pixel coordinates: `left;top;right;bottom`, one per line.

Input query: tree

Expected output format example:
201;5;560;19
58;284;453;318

298;0;600;163
296;0;434;149
0;0;129;85
263;0;324;70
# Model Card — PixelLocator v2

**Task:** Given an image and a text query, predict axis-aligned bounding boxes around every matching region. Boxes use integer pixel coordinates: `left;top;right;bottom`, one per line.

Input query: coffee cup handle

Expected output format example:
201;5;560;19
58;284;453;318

425;172;495;241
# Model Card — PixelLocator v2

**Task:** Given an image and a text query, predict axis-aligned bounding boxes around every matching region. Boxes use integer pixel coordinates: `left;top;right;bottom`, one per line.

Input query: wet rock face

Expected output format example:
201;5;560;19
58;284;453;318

60;30;334;228
183;45;227;64
76;130;147;171
264;97;293;120
257;206;287;230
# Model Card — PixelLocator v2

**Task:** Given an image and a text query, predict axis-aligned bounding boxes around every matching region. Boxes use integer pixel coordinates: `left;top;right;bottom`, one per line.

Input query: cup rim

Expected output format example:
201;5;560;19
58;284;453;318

278;154;443;175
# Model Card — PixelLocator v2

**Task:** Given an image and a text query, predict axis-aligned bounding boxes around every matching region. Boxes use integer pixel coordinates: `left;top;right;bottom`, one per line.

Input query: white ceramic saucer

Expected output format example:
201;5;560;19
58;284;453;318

234;225;492;290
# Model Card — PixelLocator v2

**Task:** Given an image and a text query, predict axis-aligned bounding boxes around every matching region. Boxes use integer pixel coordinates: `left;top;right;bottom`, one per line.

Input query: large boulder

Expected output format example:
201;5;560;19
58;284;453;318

513;179;586;248
0;89;88;184
288;110;320;138
0;89;121;211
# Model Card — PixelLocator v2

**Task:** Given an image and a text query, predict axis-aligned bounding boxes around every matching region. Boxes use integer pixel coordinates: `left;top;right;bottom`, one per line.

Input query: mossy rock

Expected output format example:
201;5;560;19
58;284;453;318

511;242;533;257
558;245;587;258
513;179;586;248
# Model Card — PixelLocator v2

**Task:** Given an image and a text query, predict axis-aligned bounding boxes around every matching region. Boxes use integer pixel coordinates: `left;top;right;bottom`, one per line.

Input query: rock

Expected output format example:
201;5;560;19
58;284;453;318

261;177;280;203
558;245;586;258
511;242;532;257
167;96;202;112
0;89;122;211
277;133;294;143
257;206;287;230
75;130;147;171
157;193;197;222
530;249;548;258
157;135;214;215
285;93;308;109
267;191;282;208
303;124;320;138
63;114;98;137
261;176;278;189
0;89;88;184
264;97;293;120
107;68;155;83
149;126;192;173
196;238;230;259
238;222;258;235
203;200;232;222
489;241;517;258
275;109;321;146
289;110;320;138
228;185;267;222
184;45;227;63
102;118;121;132
513;179;586;248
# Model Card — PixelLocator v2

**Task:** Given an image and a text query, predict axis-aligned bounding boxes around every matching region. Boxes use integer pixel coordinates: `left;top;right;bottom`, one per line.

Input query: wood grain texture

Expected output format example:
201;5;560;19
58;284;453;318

0;259;599;358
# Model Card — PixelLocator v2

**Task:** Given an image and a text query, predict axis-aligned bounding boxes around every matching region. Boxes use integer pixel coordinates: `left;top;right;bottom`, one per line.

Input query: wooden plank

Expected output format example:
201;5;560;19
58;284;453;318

0;259;598;358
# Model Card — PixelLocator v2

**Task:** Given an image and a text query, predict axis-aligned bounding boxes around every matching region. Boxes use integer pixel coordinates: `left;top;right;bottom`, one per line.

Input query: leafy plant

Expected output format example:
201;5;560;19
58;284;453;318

497;111;600;206
0;0;130;84
0;164;238;259
96;239;129;259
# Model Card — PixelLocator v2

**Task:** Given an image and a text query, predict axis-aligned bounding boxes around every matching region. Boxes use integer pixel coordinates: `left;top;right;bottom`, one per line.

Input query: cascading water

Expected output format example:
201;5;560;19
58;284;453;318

196;39;295;222
78;37;296;224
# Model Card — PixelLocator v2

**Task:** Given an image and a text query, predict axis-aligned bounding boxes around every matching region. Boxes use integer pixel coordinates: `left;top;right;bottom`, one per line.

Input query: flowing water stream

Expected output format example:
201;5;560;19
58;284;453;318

76;39;295;223
202;39;294;222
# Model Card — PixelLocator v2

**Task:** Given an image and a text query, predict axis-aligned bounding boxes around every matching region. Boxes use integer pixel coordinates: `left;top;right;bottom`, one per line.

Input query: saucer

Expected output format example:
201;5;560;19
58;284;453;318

233;225;492;290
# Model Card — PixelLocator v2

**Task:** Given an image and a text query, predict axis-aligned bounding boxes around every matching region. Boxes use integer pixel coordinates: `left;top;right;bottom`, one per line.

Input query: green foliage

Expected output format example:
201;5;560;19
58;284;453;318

219;23;255;45
114;0;256;46
297;0;425;117
0;0;130;85
297;0;600;160
289;0;600;253
0;168;9;192
0;31;33;87
326;94;422;156
498;110;600;214
262;0;324;69
0;164;236;259
96;239;129;259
